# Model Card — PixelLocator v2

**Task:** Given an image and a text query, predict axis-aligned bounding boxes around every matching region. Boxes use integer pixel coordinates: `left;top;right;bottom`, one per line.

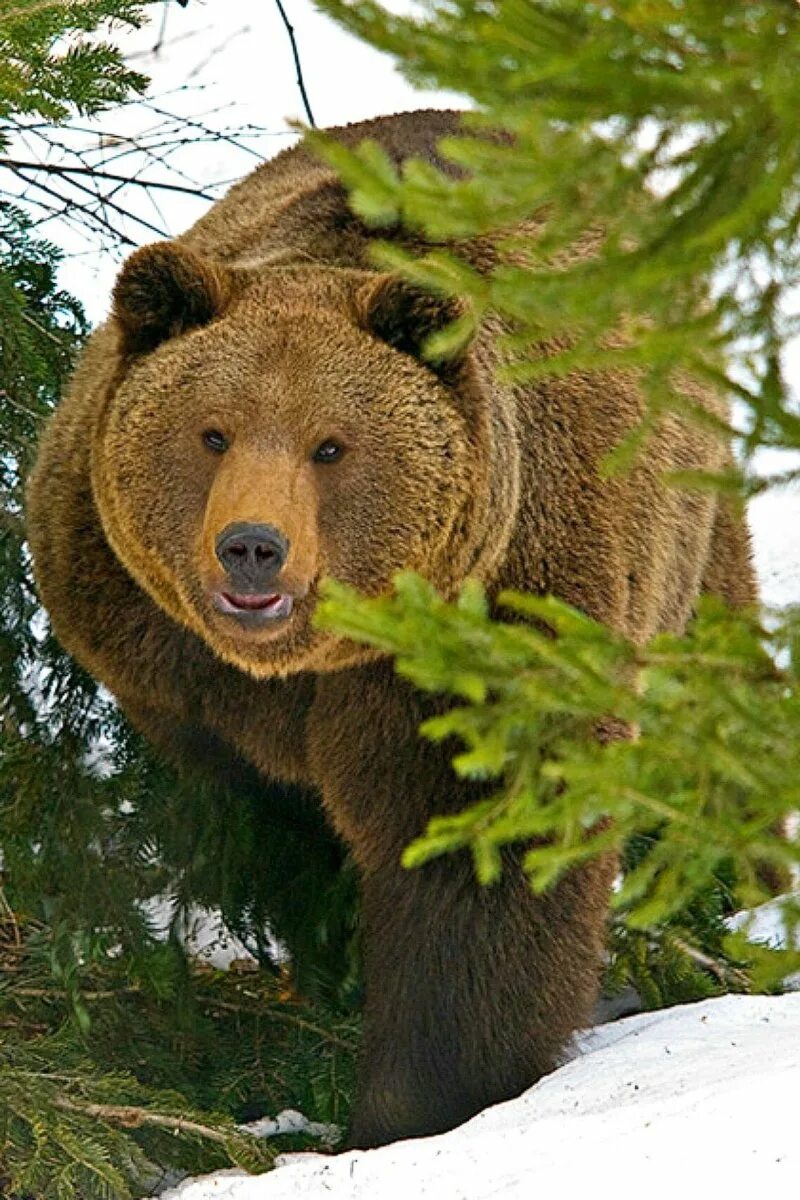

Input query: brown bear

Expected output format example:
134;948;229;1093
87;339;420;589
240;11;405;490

25;109;756;1149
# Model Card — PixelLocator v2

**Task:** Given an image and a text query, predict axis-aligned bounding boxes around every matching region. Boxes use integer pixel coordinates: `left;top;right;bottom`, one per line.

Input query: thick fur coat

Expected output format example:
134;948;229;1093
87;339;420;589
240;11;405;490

26;109;756;1147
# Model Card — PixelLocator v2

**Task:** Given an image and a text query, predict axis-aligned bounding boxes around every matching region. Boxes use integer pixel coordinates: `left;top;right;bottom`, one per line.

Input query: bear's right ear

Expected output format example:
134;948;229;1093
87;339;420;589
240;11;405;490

356;275;472;383
112;243;235;356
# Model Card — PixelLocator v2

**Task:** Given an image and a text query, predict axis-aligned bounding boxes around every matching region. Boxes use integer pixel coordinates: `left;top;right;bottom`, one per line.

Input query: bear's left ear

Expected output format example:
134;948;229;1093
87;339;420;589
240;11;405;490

112;243;235;356
356;275;472;382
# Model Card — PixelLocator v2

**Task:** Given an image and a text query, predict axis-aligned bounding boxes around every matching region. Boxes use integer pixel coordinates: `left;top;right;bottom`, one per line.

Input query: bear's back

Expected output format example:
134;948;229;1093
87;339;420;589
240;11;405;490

180;109;462;269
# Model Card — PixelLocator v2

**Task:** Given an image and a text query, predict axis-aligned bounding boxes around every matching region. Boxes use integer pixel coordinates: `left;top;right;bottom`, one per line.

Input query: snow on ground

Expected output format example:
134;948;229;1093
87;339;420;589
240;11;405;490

158;994;800;1200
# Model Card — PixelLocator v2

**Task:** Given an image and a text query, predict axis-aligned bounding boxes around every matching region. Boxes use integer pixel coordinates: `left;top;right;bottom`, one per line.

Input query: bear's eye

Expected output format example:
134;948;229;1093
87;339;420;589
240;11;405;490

312;439;345;465
202;429;229;454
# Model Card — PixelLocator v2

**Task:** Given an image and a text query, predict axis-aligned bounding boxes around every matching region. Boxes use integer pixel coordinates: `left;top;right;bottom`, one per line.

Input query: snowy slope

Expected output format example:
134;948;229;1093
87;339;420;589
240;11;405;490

159;994;800;1200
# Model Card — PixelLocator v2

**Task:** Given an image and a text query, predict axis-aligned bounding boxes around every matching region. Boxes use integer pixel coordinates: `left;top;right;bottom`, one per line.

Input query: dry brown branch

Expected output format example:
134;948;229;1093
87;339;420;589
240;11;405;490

6;985;141;1000
0;886;22;946
671;935;752;990
53;1095;237;1145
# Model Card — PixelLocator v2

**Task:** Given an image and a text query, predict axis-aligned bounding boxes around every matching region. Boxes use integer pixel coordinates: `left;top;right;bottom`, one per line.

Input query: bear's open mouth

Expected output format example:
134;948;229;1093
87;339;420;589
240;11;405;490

213;591;294;622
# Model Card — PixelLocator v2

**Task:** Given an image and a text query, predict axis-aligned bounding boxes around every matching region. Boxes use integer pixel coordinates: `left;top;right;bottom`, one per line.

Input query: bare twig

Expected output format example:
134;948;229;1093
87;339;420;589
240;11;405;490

0;886;21;947
671;935;751;990
0;157;215;201
146;98;268;161
6;162;167;240
272;0;316;128
19;310;69;347
53;1096;237;1145
3;169;138;245
152;0;171;57
187;24;252;82
2;59;294;259
202;998;355;1051
0;390;46;423
4;985;141;1000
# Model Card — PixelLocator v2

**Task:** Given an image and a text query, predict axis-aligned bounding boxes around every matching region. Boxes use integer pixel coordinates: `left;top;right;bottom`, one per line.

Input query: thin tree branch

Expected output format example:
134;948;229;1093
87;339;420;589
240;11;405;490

0;390;46;422
52;1096;237;1145
202;998;355;1051
152;0;170;57
670;935;751;991
272;0;316;128
5;985;141;1000
146;99;268;161
2;170;138;245
0;156;215;201
0;887;21;947
187;24;251;82
7;163;167;240
19;309;76;347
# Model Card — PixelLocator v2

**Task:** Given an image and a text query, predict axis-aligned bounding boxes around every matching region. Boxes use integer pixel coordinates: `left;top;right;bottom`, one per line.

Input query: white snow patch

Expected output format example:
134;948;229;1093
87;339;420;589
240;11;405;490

727;895;800;949
238;1110;340;1145
156;994;800;1200
174;905;260;971
141;897;267;971
727;895;800;991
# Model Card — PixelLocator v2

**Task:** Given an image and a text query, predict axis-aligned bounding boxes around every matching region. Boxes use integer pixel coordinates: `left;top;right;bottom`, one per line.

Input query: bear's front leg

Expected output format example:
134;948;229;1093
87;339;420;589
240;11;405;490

351;848;616;1148
309;665;615;1149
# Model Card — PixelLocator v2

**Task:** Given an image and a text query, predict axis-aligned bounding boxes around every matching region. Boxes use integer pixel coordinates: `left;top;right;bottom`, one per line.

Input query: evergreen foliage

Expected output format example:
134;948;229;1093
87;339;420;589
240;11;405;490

0;203;358;1195
0;913;356;1197
317;577;800;987
0;0;147;129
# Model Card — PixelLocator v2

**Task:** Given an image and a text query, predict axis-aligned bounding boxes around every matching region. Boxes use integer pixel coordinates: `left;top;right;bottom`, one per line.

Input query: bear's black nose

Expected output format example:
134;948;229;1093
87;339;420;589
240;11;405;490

215;522;289;588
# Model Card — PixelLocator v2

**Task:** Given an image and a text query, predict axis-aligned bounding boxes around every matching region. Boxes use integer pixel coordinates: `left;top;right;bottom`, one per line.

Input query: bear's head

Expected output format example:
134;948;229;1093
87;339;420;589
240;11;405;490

91;243;517;677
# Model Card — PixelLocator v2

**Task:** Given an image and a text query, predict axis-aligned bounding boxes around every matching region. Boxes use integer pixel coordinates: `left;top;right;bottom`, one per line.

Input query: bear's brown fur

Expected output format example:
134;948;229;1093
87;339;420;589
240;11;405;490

26;109;756;1148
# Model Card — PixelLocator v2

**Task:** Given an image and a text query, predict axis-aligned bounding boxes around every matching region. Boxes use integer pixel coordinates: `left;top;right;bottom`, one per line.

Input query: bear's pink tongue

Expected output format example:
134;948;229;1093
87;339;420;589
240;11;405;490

223;592;283;611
